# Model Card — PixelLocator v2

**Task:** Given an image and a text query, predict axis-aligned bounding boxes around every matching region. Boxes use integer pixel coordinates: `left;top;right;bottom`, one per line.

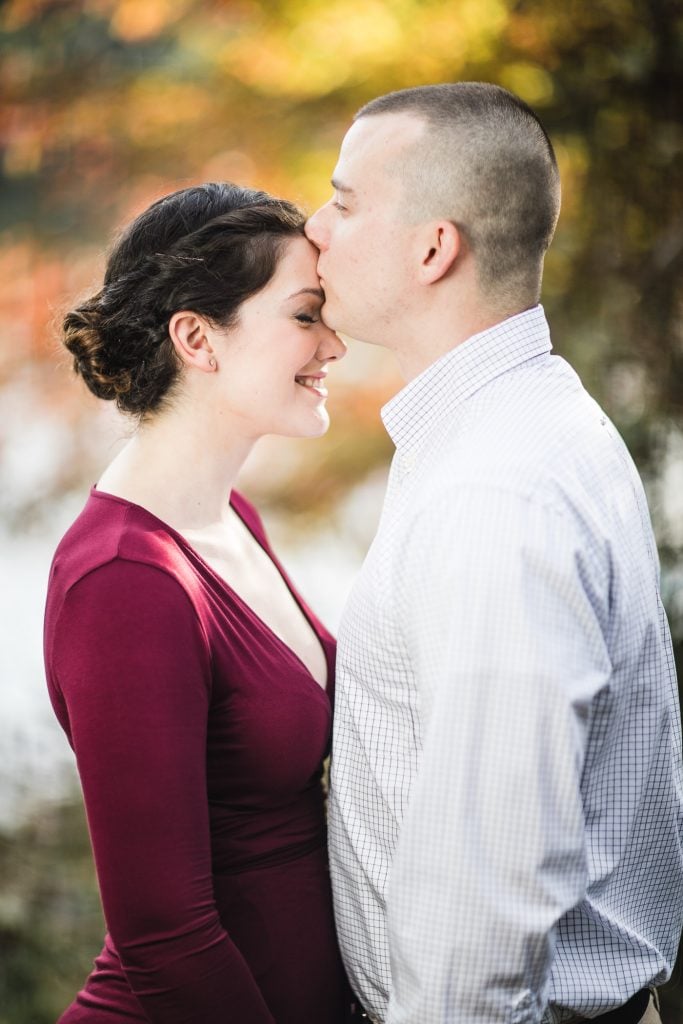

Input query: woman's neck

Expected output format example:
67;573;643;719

96;408;256;533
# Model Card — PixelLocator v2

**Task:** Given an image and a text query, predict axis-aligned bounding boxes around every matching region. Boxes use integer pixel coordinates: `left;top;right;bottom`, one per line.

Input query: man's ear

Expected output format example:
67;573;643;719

168;311;217;373
417;221;463;284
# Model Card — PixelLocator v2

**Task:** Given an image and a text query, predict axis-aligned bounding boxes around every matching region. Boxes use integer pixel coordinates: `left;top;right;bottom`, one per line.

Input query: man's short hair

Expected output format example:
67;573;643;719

355;83;561;309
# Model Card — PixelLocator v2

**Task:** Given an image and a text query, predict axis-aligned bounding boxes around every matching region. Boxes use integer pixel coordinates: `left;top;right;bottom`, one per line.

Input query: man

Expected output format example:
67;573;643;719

305;83;683;1024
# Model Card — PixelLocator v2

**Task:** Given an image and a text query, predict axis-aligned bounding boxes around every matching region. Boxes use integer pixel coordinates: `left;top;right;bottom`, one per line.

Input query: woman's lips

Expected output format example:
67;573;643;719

295;374;328;396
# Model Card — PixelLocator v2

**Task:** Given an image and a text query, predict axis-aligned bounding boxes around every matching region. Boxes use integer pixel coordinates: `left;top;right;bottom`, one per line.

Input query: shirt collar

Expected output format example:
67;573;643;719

381;305;552;454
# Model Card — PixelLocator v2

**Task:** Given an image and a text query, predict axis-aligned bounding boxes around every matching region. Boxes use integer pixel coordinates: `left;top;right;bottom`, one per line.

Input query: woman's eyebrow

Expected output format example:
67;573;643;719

285;287;325;301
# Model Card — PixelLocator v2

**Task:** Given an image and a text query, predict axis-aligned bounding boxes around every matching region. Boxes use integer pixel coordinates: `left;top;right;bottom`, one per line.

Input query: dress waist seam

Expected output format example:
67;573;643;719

213;835;326;875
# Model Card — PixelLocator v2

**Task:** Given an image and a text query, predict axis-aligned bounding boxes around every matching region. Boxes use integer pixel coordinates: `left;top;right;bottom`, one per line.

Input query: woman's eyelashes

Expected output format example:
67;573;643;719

295;311;321;325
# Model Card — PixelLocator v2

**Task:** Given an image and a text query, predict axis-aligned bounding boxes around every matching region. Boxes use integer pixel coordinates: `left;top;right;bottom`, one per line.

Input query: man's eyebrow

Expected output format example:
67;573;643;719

331;178;355;195
285;287;325;301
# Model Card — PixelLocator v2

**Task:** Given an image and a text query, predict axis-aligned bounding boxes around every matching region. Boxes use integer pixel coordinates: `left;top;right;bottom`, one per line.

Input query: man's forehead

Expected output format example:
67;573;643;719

341;111;426;159
334;112;426;192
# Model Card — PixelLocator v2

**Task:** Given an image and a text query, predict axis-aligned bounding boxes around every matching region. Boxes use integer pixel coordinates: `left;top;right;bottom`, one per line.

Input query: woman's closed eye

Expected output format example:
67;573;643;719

295;312;321;325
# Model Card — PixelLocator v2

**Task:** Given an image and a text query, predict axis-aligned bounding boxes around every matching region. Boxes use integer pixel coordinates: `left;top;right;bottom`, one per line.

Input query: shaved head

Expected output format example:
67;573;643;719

355;83;561;310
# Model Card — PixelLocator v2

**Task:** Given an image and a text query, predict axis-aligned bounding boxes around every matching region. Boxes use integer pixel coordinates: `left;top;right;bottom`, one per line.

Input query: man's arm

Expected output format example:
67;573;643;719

387;484;610;1024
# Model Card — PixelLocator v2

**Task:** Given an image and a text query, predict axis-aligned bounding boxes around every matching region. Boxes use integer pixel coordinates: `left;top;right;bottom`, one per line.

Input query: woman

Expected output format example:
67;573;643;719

43;182;350;1023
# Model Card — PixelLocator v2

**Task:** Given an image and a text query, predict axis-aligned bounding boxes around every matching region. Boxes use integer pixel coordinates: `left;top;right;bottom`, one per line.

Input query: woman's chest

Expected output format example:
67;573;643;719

185;521;329;690
202;591;334;806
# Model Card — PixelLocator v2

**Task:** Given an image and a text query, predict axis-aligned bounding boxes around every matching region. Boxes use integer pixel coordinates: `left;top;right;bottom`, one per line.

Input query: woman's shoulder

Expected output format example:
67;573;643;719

48;488;196;598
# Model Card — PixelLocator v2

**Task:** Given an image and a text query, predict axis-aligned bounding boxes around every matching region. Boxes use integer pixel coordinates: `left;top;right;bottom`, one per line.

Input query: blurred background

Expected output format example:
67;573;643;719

0;0;681;1019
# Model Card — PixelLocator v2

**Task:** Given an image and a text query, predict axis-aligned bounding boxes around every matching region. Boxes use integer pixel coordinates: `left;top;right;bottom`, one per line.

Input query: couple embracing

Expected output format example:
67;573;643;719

44;83;682;1024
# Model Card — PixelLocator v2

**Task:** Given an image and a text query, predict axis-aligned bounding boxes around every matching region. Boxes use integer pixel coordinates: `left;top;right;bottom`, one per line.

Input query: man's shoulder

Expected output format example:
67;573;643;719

439;357;622;480
416;357;647;546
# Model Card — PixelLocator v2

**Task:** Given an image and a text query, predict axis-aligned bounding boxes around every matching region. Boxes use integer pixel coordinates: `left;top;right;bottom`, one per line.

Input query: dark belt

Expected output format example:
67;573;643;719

576;988;651;1024
350;988;652;1024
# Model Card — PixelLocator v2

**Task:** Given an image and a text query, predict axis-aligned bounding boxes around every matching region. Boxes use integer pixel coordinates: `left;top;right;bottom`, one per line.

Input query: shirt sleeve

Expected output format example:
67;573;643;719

50;558;275;1024
386;485;611;1024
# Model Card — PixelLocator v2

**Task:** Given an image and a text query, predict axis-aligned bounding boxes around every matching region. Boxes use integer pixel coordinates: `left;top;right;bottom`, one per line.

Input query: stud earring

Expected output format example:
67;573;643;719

209;357;216;369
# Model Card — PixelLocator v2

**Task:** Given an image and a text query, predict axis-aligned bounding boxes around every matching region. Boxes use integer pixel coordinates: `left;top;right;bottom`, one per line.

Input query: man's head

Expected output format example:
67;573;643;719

306;83;560;358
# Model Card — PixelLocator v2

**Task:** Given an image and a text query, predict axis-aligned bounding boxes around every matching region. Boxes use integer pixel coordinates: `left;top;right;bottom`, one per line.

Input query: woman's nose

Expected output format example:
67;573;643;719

318;327;347;361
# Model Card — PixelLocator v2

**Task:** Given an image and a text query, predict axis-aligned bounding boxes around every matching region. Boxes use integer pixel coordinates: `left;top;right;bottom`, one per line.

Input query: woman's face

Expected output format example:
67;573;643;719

210;235;347;441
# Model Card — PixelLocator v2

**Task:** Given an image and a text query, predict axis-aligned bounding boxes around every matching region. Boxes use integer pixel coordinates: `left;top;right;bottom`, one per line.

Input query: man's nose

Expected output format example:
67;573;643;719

305;207;328;251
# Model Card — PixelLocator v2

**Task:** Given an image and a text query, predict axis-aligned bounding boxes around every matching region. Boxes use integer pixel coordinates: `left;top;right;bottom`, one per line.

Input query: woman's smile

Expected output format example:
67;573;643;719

295;372;328;397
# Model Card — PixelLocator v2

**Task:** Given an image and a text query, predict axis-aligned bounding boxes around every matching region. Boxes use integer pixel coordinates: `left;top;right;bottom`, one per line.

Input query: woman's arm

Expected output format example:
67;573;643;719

49;558;274;1023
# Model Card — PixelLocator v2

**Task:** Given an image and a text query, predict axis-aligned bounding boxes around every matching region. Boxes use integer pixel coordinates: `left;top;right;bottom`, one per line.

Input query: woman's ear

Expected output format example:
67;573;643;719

168;311;217;372
418;220;463;284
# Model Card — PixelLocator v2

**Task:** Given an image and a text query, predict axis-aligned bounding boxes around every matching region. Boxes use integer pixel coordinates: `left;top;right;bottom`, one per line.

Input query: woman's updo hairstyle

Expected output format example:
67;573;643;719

62;182;306;415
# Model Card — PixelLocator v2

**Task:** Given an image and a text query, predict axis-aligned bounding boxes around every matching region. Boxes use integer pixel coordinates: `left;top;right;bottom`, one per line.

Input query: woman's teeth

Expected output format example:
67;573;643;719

296;376;324;388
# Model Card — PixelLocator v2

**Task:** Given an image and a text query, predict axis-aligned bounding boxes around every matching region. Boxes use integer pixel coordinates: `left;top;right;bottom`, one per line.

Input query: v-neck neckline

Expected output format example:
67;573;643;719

90;486;330;694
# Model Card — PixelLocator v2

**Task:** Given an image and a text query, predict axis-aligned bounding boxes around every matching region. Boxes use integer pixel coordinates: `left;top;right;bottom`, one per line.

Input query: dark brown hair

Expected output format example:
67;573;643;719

62;182;305;415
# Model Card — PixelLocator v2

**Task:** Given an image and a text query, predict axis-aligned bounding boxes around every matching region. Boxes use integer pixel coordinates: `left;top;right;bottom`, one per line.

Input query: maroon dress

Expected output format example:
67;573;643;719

43;488;349;1023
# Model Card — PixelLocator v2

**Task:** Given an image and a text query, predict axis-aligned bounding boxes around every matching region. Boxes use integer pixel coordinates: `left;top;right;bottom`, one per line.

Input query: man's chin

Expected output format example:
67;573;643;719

320;298;369;345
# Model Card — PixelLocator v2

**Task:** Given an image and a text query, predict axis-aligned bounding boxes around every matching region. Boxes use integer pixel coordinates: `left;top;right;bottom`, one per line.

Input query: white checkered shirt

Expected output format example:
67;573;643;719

329;306;683;1024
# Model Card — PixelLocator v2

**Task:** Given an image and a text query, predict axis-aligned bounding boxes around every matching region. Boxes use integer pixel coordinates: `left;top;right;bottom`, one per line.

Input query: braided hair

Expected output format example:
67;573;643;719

62;183;306;416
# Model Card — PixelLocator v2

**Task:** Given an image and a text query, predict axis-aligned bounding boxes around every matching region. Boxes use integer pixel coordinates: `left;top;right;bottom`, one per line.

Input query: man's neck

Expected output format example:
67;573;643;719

393;306;529;382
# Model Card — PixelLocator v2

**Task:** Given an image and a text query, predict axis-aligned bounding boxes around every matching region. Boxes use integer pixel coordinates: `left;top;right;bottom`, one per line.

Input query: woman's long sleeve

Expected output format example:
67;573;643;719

48;557;275;1024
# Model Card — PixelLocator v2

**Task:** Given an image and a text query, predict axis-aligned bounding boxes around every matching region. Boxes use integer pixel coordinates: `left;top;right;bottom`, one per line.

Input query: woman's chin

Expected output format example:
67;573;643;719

271;411;331;441
306;412;331;438
295;409;331;439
